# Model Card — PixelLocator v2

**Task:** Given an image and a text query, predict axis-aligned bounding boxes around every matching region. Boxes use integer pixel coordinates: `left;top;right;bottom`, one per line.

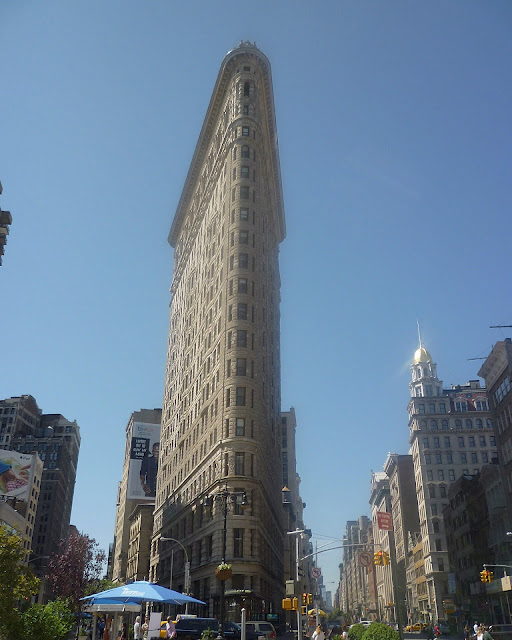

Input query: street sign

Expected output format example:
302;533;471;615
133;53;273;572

359;552;372;567
311;567;321;579
377;511;393;530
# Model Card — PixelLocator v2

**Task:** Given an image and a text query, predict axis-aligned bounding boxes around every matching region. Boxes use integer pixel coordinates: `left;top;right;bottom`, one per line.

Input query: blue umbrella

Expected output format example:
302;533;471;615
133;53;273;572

82;581;205;606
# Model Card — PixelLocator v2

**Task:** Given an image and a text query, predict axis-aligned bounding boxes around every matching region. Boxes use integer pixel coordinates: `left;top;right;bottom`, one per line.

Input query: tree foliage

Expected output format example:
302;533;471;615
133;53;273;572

22;598;74;640
362;623;399;640
348;624;367;640
0;524;40;639
46;530;106;613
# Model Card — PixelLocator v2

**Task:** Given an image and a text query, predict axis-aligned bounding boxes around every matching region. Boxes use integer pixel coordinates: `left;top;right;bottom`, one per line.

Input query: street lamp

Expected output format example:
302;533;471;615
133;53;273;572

202;485;249;640
287;529;306;640
160;537;191;614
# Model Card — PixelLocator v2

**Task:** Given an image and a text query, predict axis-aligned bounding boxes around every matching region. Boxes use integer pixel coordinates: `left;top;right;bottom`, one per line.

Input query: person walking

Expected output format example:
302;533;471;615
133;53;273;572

474;623;480;636
134;616;141;640
312;625;325;640
464;624;470;640
166;616;177;639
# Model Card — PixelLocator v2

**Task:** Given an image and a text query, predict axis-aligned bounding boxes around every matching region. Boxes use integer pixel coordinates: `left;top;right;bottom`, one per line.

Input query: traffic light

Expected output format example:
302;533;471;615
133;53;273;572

301;606;307;616
292;598;299;610
374;551;383;566
488;572;494;583
480;570;488;583
282;598;293;610
382;551;390;566
307;593;313;605
302;592;308;604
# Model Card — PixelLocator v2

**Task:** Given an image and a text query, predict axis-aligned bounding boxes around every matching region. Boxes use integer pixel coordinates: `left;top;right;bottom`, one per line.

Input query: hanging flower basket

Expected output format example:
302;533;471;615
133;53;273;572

215;563;232;581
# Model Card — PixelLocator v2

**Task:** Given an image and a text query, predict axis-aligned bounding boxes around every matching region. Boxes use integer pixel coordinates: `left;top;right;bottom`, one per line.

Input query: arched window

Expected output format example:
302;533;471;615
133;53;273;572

244;82;250;97
465;419;472;429
487;418;493;428
431;420;438;430
455;419;462;429
441;420;448;430
421;420;427;430
476;419;483;429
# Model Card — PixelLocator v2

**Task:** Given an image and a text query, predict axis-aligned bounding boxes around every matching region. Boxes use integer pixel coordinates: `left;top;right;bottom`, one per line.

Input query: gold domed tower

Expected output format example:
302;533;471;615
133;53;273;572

409;341;441;400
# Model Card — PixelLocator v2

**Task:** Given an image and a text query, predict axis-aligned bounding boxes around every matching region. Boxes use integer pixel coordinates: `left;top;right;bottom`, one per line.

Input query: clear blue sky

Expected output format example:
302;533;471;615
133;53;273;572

1;1;511;592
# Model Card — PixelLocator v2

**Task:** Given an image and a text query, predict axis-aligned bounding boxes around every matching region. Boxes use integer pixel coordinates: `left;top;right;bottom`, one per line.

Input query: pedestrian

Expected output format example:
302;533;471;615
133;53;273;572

134;616;141;640
166;616;177;639
341;626;348;640
120;622;128;640
141;616;149;640
312;625;325;640
464;624;470;640
474;623;480;636
434;623;440;637
426;623;434;640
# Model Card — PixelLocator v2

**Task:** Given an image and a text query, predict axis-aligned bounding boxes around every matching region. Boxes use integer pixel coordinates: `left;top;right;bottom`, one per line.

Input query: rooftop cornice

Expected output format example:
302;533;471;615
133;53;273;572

169;42;285;247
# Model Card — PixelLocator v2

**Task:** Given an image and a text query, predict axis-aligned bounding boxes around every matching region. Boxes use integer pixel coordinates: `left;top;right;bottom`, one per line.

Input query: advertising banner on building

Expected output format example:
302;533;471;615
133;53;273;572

127;421;161;500
0;449;35;501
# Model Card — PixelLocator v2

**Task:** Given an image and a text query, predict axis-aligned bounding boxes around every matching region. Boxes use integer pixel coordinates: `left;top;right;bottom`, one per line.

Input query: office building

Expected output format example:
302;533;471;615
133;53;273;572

150;42;286;619
0;181;12;267
383;453;420;627
408;345;496;620
112;408;162;582
0;395;80;600
478;338;512;525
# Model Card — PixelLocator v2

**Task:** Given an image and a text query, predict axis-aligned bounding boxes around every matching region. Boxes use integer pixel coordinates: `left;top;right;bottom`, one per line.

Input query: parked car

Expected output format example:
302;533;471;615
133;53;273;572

358;621;373;628
172;618;265;640
244;622;276;640
405;623;427;632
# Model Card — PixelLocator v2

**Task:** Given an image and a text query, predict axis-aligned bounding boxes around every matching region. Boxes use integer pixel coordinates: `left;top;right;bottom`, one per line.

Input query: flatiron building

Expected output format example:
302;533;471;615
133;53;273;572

151;42;286;619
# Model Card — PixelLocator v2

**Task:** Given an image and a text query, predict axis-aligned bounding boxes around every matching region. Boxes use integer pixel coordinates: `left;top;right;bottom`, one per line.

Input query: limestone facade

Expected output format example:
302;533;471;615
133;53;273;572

408;347;495;620
151;43;286;618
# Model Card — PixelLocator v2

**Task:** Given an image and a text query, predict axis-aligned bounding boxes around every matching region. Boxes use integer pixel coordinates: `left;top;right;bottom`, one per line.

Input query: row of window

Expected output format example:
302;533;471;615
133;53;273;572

232;166;256;181
233;145;256;161
0;406;16;414
424;451;492;465
423;435;494;448
230;207;255;224
495;375;511;405
232;184;256;203
225;387;254;408
418;401;488;414
419;418;492;429
226;358;254;378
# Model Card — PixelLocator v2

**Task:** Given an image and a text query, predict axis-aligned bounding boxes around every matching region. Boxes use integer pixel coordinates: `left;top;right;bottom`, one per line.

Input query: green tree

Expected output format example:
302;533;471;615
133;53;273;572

0;524;40;639
362;623;399;640
22;598;74;640
348;624;366;640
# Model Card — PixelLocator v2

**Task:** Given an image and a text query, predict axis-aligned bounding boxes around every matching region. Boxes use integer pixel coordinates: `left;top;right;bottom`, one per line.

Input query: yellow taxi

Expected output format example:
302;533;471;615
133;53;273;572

405;623;427;632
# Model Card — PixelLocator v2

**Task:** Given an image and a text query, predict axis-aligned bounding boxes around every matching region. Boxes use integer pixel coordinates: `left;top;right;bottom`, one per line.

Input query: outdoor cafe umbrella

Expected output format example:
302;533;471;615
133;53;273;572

82;581;206;606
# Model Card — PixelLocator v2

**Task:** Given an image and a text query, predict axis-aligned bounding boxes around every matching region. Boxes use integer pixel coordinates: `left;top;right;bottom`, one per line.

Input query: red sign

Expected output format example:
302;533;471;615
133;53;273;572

377;511;393;530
